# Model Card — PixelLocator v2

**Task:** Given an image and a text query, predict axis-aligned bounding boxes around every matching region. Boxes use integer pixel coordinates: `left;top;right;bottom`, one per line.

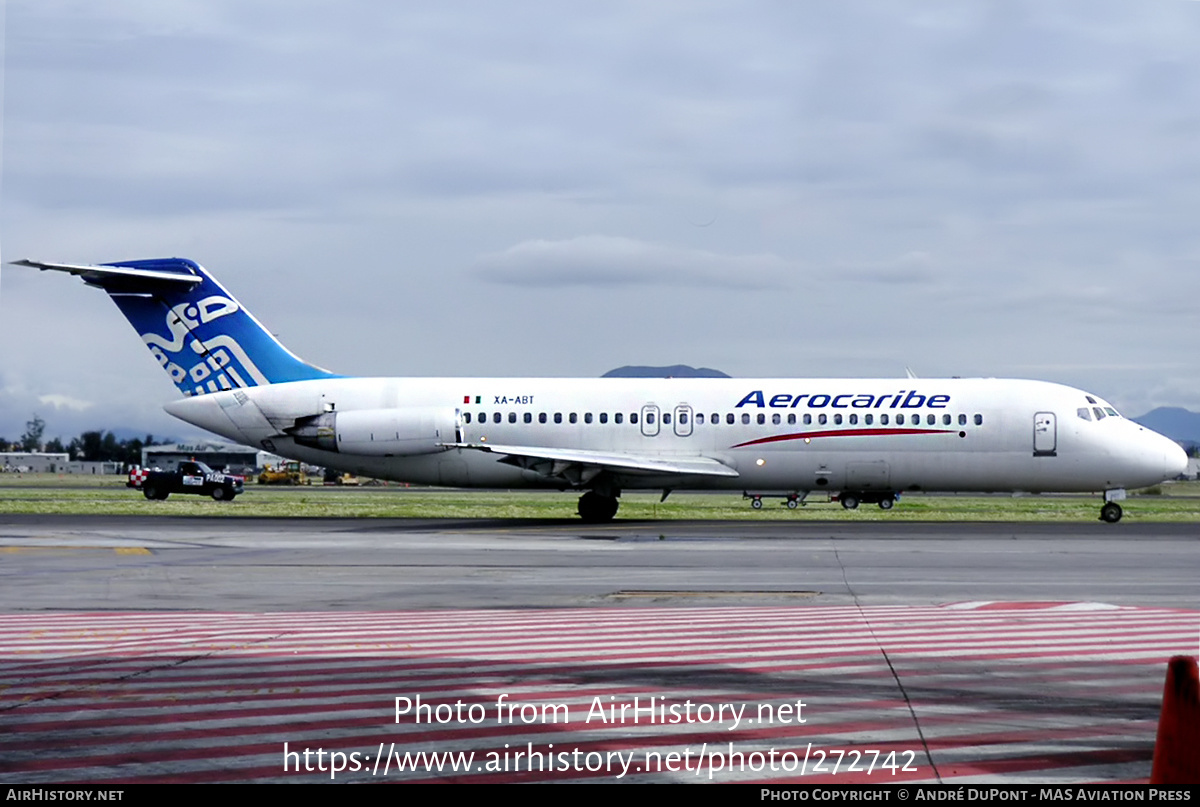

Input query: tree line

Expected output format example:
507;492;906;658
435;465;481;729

2;415;161;465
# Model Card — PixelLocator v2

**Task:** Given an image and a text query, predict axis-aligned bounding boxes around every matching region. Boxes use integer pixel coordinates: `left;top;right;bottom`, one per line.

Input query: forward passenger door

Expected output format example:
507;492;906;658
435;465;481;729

1033;412;1057;457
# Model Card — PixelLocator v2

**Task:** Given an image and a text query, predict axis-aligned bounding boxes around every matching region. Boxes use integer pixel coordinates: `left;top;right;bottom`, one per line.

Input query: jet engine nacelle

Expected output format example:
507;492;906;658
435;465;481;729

288;407;457;456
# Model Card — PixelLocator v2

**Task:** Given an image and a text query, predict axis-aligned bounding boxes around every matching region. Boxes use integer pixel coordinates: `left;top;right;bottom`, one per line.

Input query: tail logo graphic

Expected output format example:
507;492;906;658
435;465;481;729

142;295;269;395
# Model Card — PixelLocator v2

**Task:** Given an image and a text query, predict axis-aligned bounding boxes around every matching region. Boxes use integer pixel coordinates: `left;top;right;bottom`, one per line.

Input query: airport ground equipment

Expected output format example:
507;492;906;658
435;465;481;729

136;460;244;501
257;460;309;485
835;490;899;510
743;491;805;510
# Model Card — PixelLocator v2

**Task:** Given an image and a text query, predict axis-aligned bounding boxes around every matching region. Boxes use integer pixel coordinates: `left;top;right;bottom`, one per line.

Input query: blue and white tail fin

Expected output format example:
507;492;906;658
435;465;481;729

13;258;339;396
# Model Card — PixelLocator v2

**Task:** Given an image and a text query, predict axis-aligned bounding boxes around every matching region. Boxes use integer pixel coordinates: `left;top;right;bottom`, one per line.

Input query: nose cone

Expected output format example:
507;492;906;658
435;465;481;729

1110;424;1189;489
1165;437;1189;480
1136;426;1188;485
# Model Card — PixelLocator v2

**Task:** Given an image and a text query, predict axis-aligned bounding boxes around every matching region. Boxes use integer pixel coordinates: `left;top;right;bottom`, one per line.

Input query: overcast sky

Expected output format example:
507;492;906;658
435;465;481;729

3;1;1200;442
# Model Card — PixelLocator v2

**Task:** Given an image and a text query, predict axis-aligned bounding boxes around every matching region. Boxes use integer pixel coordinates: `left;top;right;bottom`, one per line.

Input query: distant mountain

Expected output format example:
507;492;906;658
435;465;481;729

1132;407;1200;446
602;365;731;379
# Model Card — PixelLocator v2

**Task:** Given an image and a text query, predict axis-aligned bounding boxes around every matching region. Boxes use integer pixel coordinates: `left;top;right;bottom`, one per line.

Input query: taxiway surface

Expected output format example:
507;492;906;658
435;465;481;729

0;515;1196;611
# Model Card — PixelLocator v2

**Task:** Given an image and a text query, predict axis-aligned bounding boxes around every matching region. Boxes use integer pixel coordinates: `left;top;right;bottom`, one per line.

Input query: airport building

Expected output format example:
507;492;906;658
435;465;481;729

141;442;284;474
1;452;71;473
0;452;123;474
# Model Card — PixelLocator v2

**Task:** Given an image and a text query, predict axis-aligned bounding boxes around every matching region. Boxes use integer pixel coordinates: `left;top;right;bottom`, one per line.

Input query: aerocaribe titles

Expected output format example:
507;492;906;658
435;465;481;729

735;390;952;410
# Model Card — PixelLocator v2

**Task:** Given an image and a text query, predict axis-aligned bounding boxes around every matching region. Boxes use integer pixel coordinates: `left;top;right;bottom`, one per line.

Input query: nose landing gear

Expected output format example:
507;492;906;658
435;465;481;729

1100;489;1126;523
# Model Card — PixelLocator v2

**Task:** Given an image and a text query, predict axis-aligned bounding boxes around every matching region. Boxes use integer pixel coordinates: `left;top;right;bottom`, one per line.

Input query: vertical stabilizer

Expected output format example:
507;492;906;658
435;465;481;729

13;258;339;396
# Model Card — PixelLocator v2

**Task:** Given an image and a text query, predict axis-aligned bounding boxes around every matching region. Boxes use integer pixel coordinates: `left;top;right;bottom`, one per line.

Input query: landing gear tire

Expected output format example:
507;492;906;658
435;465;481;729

578;491;619;523
878;497;894;511
1100;502;1123;523
786;497;798;510
751;497;763;510
840;494;860;510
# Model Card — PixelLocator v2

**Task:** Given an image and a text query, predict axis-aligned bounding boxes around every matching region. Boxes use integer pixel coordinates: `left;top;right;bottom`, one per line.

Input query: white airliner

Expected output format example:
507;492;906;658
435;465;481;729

14;257;1188;522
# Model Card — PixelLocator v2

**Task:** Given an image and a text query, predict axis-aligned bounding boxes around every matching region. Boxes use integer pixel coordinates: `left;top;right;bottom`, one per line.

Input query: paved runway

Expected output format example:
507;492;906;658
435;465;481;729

0;515;1197;783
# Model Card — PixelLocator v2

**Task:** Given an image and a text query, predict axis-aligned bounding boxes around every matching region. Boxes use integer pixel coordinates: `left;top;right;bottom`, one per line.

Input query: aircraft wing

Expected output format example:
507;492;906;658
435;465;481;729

448;442;739;486
11;259;202;291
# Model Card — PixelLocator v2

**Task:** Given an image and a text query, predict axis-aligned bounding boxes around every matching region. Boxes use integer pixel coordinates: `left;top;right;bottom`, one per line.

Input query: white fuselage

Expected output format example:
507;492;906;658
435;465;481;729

165;376;1187;495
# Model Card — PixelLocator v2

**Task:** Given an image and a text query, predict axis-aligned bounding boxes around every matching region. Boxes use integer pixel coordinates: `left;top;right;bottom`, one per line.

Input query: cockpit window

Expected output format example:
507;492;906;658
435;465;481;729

1086;396;1097;404
1093;407;1106;420
1077;408;1092;421
1104;407;1119;417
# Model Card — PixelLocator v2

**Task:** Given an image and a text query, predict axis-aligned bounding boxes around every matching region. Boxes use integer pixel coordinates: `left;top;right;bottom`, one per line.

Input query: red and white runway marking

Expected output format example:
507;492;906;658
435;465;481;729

1;603;1195;783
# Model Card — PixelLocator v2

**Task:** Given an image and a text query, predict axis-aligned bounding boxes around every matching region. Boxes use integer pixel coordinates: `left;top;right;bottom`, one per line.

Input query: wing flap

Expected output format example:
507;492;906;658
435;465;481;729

448;442;739;479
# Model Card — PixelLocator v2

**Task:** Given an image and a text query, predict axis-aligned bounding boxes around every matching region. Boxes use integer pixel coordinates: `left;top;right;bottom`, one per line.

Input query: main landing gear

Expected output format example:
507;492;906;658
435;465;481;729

578;491;619;523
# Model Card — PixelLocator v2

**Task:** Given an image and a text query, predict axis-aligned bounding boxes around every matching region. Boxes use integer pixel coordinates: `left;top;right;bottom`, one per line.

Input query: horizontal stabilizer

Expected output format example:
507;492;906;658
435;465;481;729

11;259;203;291
449;442;740;480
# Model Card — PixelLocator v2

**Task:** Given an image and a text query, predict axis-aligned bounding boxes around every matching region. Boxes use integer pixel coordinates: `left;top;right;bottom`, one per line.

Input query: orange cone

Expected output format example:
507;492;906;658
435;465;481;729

1150;655;1200;784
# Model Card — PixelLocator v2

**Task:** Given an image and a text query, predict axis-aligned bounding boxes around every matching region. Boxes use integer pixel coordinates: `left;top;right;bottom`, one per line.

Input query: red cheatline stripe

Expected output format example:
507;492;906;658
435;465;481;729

732;427;957;448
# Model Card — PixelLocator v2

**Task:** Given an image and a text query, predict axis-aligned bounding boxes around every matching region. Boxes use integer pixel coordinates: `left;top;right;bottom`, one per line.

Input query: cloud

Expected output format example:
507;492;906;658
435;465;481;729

38;393;95;412
473;236;795;290
6;2;1200;416
835;251;940;285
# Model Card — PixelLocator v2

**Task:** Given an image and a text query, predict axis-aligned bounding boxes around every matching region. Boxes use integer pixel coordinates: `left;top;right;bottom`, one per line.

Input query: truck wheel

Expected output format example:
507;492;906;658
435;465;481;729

211;487;227;501
143;484;158;500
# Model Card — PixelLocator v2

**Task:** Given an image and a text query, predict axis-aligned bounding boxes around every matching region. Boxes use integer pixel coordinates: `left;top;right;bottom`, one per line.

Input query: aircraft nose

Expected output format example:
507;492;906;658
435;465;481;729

1165;439;1188;480
1140;428;1188;483
1127;426;1188;486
